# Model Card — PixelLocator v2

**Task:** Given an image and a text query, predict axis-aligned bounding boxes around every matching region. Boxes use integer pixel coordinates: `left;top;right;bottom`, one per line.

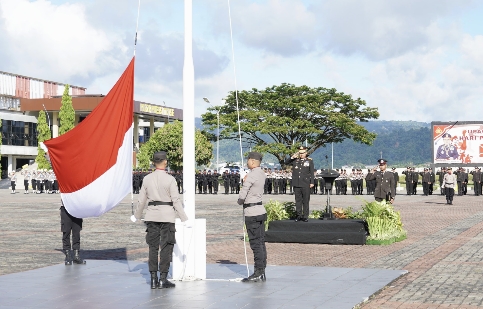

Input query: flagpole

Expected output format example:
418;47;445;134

173;0;206;281
131;0;141;214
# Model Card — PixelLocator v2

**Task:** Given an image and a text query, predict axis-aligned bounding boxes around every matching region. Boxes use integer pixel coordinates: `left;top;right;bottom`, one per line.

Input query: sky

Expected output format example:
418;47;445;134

1;0;483;122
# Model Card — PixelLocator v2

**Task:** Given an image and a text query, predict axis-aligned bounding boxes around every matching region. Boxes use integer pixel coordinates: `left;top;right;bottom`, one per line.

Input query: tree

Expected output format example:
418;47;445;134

137;120;213;170
59;84;75;135
201;83;379;167
36;110;52;169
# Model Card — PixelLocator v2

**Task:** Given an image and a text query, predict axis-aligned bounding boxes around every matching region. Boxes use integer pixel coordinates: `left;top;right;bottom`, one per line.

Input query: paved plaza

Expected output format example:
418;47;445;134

1;189;483;308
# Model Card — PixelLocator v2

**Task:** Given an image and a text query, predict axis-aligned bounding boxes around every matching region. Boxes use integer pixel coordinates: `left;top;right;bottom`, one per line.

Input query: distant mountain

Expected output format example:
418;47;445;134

196;118;432;168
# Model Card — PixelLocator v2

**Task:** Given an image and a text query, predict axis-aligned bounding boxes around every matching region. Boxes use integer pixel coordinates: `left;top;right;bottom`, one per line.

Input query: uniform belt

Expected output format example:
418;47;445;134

243;202;262;208
148;201;174;206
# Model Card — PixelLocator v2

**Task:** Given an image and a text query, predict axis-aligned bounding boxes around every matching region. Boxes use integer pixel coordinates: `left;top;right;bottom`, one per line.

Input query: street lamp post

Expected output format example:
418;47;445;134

203;97;219;172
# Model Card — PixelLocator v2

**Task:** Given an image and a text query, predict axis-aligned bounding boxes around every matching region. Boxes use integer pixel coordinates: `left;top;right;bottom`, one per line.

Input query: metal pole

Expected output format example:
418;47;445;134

331;142;334;169
216;111;219;171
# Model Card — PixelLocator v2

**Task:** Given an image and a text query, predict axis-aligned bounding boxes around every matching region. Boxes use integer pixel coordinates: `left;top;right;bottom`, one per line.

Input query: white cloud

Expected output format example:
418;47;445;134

0;0;124;82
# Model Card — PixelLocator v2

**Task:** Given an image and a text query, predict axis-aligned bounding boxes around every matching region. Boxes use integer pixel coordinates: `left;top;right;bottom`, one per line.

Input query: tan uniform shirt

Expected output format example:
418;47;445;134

238;166;266;217
134;169;188;223
442;173;457;188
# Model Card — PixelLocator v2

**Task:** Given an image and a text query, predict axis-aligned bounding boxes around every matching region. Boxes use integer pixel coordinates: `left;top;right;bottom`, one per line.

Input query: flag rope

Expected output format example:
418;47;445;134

227;0;250;278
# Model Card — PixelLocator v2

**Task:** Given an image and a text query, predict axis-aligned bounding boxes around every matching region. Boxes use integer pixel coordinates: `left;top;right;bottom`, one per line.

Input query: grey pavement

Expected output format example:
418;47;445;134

0;260;405;309
2;189;483;308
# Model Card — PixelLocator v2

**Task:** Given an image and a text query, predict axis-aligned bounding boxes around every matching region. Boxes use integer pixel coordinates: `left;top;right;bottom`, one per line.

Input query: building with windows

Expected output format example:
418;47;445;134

1;71;182;178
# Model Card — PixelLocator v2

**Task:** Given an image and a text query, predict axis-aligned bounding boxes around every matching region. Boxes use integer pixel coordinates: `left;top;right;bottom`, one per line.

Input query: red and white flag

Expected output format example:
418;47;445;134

43;58;135;218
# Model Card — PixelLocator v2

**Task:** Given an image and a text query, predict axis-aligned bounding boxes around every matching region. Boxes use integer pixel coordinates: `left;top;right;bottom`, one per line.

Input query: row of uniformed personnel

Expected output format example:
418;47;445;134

8;170;59;194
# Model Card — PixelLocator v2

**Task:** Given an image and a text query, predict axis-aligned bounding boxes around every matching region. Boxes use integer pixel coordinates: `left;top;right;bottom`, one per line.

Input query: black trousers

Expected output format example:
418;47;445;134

445;187;455;202
475;182;482;196
224;181;229;194
406;182;411;195
32;179;36;191
245;214;267;270
24;180;29;191
294;186;311;219
60;206;83;250
213;181;218;193
422;182;429;195
457;181;463;195
11;181;16;190
145;221;176;273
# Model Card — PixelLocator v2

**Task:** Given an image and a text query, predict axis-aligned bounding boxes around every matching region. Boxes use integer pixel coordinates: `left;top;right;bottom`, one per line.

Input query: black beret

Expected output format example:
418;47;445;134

152;151;167;163
247;152;263;161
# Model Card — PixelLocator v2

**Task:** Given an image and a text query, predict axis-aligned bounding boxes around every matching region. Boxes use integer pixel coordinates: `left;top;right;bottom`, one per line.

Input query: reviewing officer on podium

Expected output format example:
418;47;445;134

285;146;315;222
237;152;267;282
131;151;189;289
366;159;395;203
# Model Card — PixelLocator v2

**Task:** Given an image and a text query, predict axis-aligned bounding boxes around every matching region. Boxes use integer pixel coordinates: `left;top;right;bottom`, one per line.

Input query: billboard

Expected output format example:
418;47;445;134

432;121;483;166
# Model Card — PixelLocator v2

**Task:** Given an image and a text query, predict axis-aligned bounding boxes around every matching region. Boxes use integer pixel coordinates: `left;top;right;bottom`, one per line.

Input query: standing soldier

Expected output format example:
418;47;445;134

235;171;241;194
350;169;357;195
437;167;446;195
392;167;399;195
31;171;37;194
366;159;395;204
402;167;412;196
230;170;236;194
442;167;457;205
422;168;430;196
429;168;435;195
60;201;86;266
456;167;465;196
237;152;267;282
472;167;481;196
201;170;208;194
9;171;17;194
223;170;230;194
272;169;280;195
365;169;373;195
284;146;314;222
131;151;189;289
411;168;419;195
212;170;219;194
22;169;30;194
207;170;213;194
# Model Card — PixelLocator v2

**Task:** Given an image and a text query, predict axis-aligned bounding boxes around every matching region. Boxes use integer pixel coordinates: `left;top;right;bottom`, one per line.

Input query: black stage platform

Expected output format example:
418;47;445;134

265;219;369;245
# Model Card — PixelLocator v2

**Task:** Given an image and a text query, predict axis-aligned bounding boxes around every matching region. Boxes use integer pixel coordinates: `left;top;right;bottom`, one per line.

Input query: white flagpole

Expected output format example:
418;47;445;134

173;0;206;281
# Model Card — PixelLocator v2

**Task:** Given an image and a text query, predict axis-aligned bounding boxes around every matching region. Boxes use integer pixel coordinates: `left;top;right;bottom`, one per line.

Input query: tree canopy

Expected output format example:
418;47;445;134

201;83;379;167
36;110;51;169
59;84;75;135
137;120;213;170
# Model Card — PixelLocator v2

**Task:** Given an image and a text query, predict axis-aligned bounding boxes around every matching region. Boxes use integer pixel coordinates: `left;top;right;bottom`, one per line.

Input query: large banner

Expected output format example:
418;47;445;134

432;122;483;165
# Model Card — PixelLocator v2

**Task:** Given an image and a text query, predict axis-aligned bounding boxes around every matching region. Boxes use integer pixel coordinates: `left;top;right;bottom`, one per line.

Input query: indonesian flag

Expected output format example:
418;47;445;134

43;57;134;218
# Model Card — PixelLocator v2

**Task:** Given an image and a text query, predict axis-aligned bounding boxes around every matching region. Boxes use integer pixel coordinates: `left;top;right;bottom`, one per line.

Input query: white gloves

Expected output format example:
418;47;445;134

183;219;193;228
130;215;137;223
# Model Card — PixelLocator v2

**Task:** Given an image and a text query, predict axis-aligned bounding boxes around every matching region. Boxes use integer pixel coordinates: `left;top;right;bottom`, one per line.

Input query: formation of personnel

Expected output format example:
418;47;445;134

9;169;59;194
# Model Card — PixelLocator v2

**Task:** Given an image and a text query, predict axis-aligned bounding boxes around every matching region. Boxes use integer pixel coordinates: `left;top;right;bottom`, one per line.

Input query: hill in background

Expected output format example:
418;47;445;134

196;119;431;168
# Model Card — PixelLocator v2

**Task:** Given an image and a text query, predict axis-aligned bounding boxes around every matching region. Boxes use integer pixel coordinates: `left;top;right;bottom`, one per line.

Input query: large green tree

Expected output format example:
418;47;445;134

137;120;213;170
202;83;379;167
59;84;75;135
36;110;52;169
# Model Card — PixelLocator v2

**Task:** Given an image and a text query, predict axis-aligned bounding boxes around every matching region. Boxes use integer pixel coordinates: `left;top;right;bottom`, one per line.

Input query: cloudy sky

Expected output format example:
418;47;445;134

1;0;483;122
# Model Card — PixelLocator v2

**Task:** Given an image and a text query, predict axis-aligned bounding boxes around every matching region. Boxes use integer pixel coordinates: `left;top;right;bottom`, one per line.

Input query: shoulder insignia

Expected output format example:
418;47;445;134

308;158;312;160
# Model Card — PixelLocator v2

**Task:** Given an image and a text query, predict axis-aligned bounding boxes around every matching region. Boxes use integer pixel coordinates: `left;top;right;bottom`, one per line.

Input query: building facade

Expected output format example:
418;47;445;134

1;70;182;178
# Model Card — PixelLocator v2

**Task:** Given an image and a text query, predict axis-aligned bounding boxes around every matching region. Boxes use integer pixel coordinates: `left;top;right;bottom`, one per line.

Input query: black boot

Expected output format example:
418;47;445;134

158;272;175;288
242;268;266;282
63;249;72;265
150;272;159;289
72;250;86;264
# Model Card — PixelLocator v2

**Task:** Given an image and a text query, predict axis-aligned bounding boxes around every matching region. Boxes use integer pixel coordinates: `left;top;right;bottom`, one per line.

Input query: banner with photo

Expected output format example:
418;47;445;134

433;122;483;164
